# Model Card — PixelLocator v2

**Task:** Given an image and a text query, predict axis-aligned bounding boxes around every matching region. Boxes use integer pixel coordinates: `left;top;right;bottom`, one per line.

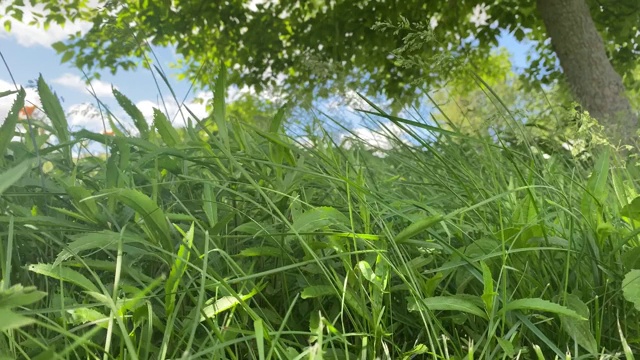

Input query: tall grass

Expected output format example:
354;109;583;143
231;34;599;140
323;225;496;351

0;67;639;360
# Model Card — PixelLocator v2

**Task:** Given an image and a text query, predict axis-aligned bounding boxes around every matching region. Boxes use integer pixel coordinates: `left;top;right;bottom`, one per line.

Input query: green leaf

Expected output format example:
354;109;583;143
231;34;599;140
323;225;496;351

301;285;368;318
0;88;24;160
357;261;376;283
66;307;109;329
300;285;334;299
202;182;217;228
54;230;147;266
499;298;585;320
270;104;287;134
560;294;597;355
115;189;172;252
481;261;496;314
408;296;487;319
51;41;67;53
66;185;99;221
0;160;33;196
622;270;640;311
153;109;180;147
238;246;285;258
60;50;74;64
580;149;609;222
113;88;149;139
200;287;259;322
291;206;348;233
0;308;35;331
395;215;444;243
496;337;515;358
622;247;640;270
28;263;99;293
0;90;18;98
165;223;194;316
254;318;266;360
0;284;46;308
621;196;640;221
37;75;71;163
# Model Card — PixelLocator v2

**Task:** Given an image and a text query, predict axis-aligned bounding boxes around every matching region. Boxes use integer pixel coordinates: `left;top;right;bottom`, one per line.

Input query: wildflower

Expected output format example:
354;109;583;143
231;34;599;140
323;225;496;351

18;105;36;120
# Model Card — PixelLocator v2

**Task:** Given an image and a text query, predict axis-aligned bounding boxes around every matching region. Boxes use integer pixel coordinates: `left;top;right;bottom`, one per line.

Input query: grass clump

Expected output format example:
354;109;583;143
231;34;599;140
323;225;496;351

0;69;639;360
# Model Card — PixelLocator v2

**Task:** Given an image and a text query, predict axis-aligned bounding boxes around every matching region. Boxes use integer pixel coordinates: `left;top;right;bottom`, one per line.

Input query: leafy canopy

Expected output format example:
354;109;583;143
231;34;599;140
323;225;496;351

5;0;640;106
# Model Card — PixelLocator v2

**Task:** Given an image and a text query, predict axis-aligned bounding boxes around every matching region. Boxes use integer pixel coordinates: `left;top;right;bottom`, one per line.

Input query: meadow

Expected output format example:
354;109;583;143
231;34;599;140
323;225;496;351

0;67;639;360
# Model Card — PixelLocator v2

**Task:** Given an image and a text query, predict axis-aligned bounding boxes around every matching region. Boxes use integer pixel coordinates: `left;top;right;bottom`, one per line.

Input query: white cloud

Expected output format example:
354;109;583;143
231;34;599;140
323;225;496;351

52;73;116;98
0;4;91;47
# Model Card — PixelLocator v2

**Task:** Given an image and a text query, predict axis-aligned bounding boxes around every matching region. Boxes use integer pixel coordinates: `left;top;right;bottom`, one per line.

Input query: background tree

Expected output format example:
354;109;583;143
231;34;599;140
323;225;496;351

5;0;639;142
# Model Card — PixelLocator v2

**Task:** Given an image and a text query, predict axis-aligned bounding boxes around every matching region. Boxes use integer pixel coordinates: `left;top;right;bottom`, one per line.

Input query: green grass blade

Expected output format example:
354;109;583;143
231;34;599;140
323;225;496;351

0;160;33;195
165;222;194;316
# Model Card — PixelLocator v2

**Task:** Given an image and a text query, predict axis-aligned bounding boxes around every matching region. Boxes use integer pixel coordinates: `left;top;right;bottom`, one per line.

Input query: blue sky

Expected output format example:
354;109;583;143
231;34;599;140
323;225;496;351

0;9;534;137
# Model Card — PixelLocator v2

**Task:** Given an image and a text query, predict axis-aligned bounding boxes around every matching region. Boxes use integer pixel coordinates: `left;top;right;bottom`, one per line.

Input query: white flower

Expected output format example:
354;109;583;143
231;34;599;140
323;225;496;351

470;4;490;27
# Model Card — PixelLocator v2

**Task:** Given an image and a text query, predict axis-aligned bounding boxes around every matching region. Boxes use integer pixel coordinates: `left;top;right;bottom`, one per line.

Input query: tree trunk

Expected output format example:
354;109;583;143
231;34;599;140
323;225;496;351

536;0;638;145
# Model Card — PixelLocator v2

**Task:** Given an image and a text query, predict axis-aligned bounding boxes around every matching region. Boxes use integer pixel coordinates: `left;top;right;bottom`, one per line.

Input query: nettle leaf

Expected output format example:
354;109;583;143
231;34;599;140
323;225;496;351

0;88;24;160
66;307;109;329
500;298;585;320
0;284;47;308
560;294;597;355
55;230;148;266
622;270;640;311
28;263;99;293
621;196;640;221
153;109;180;147
291;206;348;234
112;88;149;139
37;75;71;163
408;296;487;319
481;261;497;314
0;308;36;331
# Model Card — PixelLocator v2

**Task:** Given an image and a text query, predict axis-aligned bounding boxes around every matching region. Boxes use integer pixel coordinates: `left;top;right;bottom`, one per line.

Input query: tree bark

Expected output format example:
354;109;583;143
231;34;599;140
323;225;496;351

536;0;638;145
